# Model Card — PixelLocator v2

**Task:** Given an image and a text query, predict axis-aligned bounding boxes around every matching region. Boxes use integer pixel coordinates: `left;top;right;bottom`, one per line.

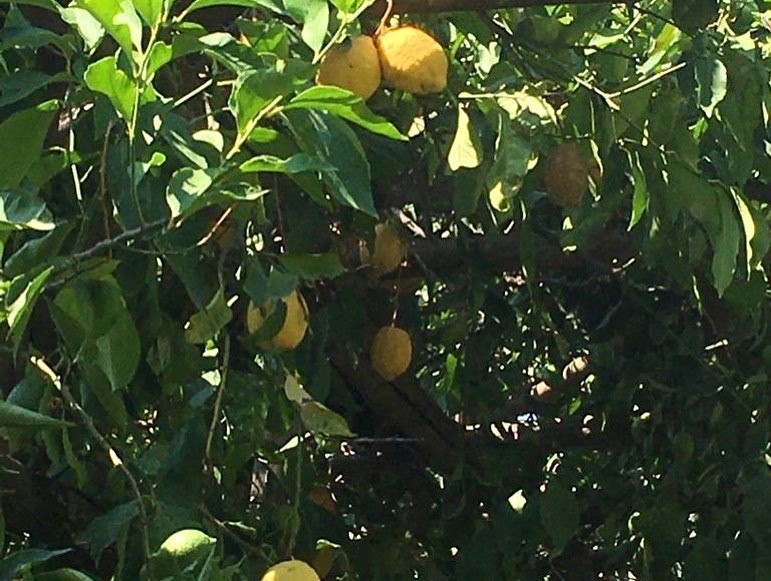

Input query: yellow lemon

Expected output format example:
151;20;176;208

260;559;320;581
316;35;382;100
543;142;588;208
369;222;407;276
376;25;448;94
247;290;309;351
370;326;412;381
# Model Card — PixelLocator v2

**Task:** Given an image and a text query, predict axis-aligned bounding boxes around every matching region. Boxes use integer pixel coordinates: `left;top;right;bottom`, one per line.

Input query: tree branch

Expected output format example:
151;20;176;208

383;0;612;13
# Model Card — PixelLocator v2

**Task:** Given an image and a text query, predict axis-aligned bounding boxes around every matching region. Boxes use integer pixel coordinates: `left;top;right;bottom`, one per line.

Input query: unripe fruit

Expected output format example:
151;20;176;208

370;326;412;381
376;26;448;94
316;35;381;100
155;529;215;575
247;290;309;351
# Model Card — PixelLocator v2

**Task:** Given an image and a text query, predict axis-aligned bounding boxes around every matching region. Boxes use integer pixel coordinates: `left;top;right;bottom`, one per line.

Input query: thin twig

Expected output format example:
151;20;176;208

204;333;231;474
98;121;115;256
31;356;152;561
198;504;271;561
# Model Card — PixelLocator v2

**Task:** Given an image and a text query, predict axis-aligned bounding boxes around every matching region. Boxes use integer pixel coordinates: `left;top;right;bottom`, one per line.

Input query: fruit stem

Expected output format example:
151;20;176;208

375;0;393;37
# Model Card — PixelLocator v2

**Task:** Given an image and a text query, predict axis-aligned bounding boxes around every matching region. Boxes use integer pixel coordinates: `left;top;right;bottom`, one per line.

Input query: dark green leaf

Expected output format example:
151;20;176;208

0;399;71;429
285;109;376;216
540;482;579;552
279;251;345;280
0;101;58;190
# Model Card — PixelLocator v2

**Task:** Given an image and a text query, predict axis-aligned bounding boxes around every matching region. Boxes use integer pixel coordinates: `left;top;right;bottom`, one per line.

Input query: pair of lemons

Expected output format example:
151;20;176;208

246;288;412;381
157;529;320;580
317;25;448;100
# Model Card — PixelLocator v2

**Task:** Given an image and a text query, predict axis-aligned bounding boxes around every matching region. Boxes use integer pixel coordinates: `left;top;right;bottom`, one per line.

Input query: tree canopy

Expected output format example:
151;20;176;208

0;0;770;579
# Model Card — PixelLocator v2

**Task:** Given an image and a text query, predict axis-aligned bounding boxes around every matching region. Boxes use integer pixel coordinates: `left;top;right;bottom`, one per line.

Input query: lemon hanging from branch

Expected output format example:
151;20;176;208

370;325;412;381
247;290;309;351
316;35;382;100
260;560;320;581
376;25;448;95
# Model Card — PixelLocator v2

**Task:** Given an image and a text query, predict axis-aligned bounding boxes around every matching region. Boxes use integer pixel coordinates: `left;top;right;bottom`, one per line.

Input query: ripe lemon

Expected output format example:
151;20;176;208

316;35;382;100
247;290;309;351
370;325;412;381
369;222;407;276
543;142;588;207
260;559;320;581
376;25;448;94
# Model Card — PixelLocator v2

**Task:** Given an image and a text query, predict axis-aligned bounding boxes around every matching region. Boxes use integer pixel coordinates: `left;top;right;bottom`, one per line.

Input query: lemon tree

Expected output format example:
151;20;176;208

0;0;770;579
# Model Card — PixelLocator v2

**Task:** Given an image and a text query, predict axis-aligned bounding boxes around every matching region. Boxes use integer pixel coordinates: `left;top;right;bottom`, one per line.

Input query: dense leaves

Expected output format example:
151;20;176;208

0;0;770;579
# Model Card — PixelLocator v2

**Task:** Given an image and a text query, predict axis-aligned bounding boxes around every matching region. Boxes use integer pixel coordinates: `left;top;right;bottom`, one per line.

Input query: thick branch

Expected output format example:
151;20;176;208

327;345;461;474
384;0;611;12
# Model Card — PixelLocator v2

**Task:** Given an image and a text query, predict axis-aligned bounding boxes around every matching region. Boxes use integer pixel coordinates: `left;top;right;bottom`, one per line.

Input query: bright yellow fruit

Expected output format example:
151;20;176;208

316;35;382;100
543;142;588;208
247;290;309;351
370;326;412;381
376;26;448;94
370;223;407;276
260;560;320;581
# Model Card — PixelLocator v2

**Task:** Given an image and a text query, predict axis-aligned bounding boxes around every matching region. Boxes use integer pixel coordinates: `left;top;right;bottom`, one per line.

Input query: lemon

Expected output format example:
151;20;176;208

369;223;407;276
376;26;448;94
370;326;412;381
317;35;382;100
247;290;309;351
260;559;320;581
543;142;588;208
155;529;215;575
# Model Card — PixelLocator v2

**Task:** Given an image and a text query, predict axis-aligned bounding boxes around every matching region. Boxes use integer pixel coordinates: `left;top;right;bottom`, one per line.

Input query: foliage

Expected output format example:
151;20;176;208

0;0;770;579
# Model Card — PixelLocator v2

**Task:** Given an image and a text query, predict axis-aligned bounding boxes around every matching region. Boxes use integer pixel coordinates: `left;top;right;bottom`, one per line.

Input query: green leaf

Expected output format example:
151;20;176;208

448;105;482;171
0;549;71;581
84;56;138;122
284;0;329;54
183;0;283;14
0;189;54;232
0;101;58;189
166;167;221;220
229;69;293;135
184;289;233;344
4;222;75;278
145;41;173;78
279;251;345;280
330;0;371;14
81;501;139;564
0;399;71;429
286;86;406;140
59;5;105;51
711;188;740;296
627;151;649;229
95;312;140;390
79;0;143;57
672;0;719;33
285;110;376;216
133;0;165;26
539;482;579;552
300;401;355;437
695;57;727;118
6;266;54;353
0;70;65;108
33;569;99;581
238;153;332;174
51;276;128;352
